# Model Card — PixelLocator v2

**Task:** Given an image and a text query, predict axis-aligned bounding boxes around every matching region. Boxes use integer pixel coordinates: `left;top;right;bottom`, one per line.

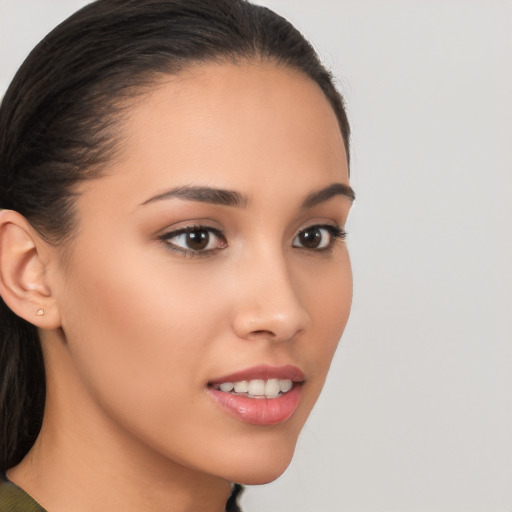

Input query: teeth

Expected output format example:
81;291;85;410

279;379;293;393
234;381;249;393
248;379;265;395
264;379;281;397
214;378;295;398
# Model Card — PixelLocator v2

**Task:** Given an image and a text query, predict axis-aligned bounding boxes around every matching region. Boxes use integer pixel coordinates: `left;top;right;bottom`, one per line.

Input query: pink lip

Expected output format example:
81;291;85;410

207;364;305;426
208;364;305;385
207;385;302;425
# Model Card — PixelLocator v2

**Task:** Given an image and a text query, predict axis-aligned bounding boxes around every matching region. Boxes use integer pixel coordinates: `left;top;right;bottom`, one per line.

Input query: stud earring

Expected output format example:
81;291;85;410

36;308;45;316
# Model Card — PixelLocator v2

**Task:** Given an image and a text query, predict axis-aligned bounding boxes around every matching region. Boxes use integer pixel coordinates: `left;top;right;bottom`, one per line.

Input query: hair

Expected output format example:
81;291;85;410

0;0;350;508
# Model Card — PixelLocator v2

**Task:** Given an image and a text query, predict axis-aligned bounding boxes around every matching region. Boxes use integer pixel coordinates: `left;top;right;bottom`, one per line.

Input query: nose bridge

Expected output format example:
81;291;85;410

231;244;310;341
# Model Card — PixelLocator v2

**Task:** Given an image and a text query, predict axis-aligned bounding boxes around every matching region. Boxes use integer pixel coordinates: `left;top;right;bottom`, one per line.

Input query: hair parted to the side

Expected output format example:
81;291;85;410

0;0;350;507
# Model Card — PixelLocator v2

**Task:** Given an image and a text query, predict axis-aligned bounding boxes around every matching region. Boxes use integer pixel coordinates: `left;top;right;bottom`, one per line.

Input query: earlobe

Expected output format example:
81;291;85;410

0;209;61;329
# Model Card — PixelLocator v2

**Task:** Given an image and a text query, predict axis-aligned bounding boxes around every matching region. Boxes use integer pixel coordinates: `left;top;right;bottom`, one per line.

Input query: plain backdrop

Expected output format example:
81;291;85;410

1;1;511;511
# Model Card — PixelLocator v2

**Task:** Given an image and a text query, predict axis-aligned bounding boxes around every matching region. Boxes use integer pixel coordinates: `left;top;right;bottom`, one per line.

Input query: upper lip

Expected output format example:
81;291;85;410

208;364;305;385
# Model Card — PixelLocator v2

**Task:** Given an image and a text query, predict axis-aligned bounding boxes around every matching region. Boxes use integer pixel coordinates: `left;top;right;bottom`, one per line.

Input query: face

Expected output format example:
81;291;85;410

45;61;353;485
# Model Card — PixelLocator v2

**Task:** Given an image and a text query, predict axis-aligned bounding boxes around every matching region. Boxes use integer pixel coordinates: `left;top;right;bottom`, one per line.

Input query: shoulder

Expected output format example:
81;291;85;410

0;476;46;512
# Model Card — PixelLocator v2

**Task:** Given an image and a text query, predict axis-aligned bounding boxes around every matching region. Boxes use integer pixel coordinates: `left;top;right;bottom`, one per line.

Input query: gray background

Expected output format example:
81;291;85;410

1;1;511;511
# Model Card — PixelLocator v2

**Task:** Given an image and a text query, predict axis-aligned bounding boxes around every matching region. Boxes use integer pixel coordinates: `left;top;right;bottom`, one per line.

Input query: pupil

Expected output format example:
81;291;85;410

186;230;209;250
300;228;321;248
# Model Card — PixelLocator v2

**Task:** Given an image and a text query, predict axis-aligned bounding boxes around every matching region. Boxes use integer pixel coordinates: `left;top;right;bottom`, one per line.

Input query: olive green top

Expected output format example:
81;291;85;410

0;475;46;512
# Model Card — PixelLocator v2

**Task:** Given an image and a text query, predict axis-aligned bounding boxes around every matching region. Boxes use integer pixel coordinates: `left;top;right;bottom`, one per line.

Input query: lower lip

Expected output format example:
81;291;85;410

207;384;302;425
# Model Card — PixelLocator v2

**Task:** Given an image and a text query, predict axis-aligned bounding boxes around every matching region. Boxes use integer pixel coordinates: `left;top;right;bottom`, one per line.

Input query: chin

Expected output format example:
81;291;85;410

232;462;292;486
219;436;298;486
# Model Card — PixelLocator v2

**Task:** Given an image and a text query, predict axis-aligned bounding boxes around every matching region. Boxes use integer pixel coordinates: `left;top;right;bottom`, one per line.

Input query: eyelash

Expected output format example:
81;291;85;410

158;224;346;257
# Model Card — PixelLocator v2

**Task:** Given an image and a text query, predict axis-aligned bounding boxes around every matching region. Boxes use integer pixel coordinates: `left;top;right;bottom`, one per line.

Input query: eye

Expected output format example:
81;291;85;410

292;224;346;250
159;226;227;254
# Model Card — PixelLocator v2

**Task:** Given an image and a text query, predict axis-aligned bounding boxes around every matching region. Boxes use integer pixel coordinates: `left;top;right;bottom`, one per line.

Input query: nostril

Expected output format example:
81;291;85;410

247;329;276;340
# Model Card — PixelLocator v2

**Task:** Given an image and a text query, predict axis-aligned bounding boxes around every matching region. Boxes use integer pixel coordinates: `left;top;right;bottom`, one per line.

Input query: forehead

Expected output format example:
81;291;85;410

80;61;348;209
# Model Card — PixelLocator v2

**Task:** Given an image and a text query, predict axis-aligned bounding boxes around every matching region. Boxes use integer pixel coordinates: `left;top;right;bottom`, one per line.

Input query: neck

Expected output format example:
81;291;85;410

8;333;232;512
9;408;232;512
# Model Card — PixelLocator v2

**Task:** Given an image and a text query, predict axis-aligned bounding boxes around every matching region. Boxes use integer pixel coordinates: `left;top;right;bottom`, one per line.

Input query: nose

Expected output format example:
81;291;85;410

231;253;311;342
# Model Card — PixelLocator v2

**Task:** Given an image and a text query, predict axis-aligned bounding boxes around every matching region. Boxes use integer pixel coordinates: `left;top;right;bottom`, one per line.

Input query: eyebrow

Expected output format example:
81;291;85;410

140;182;355;209
140;185;248;208
301;183;355;208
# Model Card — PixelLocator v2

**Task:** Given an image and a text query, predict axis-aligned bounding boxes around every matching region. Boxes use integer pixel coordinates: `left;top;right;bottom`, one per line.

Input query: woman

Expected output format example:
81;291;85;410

0;1;354;510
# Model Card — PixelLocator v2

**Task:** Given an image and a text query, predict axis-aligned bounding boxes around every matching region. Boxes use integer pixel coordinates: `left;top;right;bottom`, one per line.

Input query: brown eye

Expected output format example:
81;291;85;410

297;227;323;249
292;225;345;250
161;226;227;254
184;229;210;250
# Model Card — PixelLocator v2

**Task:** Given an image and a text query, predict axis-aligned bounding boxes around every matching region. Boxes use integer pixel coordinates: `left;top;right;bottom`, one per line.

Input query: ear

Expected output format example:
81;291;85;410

0;209;61;329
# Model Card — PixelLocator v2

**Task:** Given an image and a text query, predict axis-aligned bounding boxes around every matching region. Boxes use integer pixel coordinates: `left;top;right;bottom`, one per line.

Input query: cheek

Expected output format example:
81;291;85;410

291;250;352;414
57;243;227;414
302;249;352;354
55;244;249;472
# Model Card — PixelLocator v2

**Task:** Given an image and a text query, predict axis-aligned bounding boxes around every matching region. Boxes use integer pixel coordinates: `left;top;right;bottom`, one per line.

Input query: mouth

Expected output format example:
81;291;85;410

207;365;305;425
210;378;294;399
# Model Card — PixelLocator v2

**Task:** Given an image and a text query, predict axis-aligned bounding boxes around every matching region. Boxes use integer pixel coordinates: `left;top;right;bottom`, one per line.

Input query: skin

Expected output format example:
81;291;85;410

4;61;353;512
